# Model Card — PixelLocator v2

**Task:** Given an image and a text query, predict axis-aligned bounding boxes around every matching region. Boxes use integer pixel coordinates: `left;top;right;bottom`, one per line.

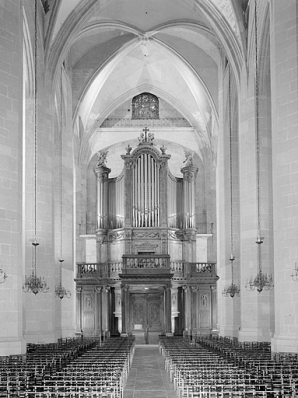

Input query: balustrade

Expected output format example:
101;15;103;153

123;255;170;270
170;262;216;277
194;262;213;273
77;261;216;278
170;261;185;273
77;263;99;275
109;262;123;274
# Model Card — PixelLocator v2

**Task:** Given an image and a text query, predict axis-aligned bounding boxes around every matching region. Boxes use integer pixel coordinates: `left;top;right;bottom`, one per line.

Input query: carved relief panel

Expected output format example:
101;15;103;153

130;293;163;332
82;292;95;331
198;291;211;329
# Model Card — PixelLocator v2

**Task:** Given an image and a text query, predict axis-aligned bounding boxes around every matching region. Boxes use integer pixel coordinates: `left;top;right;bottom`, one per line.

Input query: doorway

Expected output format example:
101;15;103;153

130;292;163;344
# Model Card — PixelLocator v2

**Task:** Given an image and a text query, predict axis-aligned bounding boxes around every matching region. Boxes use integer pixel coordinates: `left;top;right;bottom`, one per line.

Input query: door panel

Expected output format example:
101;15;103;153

130;293;163;343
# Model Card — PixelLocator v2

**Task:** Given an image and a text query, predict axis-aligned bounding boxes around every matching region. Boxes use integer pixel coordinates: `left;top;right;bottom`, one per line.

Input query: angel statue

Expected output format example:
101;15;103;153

125;144;132;154
96;150;108;167
148;132;155;144
183;150;193;167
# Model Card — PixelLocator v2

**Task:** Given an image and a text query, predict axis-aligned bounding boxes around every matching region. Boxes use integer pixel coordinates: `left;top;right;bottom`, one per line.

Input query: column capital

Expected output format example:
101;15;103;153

181;165;198;181
94;164;111;180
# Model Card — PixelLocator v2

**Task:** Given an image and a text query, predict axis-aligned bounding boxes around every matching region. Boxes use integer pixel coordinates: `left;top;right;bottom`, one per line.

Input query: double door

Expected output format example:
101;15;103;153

130;293;163;344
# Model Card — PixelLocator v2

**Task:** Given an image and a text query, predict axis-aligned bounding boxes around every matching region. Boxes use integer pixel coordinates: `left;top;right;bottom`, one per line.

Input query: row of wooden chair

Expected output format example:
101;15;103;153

0;336;135;398
159;336;297;397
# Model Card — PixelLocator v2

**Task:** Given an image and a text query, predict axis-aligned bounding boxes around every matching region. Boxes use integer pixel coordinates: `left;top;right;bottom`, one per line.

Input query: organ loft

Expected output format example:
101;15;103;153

76;128;218;343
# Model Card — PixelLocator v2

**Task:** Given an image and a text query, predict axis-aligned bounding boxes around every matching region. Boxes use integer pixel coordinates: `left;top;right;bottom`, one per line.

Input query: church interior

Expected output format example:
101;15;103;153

1;0;298;396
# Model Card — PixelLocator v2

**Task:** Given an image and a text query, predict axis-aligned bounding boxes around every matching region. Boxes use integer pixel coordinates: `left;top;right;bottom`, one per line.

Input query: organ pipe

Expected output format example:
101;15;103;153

132;153;160;227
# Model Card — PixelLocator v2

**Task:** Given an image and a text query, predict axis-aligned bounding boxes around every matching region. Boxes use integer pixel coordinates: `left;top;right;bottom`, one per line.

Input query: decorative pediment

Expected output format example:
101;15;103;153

121;127;171;166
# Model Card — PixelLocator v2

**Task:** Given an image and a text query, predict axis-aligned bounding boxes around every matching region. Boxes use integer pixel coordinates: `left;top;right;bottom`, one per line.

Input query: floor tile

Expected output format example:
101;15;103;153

124;346;177;398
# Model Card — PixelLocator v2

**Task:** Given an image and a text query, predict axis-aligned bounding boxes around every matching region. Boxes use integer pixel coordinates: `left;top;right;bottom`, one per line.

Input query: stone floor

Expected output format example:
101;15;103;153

123;345;177;398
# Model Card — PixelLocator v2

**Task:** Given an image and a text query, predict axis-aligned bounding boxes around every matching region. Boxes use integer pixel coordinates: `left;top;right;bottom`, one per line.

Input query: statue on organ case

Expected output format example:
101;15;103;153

183;150;193;167
96;150;108;167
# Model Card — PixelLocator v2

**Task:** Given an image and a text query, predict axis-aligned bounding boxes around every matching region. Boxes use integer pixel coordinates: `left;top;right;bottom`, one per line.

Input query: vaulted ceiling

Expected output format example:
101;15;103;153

43;0;248;167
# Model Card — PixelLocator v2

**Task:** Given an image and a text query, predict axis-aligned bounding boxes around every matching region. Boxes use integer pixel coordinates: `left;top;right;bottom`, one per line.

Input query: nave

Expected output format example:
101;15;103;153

1;336;298;397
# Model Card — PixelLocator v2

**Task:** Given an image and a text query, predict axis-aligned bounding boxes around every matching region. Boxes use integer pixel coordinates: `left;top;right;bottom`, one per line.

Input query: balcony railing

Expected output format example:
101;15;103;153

77;260;216;279
100;117;190;129
170;262;216;277
122;255;170;270
76;262;122;279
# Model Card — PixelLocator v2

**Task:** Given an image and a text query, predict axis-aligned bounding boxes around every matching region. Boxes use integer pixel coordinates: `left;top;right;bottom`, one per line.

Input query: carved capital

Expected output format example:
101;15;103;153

121;284;130;292
124;159;134;169
109;231;125;241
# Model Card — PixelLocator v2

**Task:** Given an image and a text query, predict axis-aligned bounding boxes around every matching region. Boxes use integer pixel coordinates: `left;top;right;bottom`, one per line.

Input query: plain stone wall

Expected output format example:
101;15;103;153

0;0;26;355
271;0;298;353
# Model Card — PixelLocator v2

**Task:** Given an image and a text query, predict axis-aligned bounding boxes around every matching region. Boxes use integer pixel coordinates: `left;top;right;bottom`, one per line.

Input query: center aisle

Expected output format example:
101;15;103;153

124;345;177;398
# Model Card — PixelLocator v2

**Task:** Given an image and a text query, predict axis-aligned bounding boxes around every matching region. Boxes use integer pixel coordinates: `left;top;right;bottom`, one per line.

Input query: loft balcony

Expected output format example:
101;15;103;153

76;260;217;280
121;254;171;275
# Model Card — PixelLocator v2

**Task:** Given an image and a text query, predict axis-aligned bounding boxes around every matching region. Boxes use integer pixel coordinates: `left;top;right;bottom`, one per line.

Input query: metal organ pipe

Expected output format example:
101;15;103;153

151;159;154;226
138;157;141;227
132;154;160;227
191;179;195;228
145;154;148;227
97;178;101;229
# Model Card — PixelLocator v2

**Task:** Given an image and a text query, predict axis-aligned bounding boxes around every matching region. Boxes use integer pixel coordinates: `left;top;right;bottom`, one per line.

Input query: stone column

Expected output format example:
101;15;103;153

121;285;130;334
181;165;198;229
114;285;122;334
76;287;83;335
159;160;169;228
237;2;273;343
94;161;111;230
95;287;102;338
165;286;172;334
183;285;191;337
191;286;198;337
210;285;218;333
102;286;110;338
125;287;130;334
171;286;179;334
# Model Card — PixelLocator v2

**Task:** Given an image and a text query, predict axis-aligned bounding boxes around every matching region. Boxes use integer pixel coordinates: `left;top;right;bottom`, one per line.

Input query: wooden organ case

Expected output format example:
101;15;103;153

76;129;218;341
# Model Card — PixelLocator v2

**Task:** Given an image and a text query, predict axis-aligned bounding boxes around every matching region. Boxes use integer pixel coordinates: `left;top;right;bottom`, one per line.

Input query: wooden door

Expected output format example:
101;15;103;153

130;293;163;344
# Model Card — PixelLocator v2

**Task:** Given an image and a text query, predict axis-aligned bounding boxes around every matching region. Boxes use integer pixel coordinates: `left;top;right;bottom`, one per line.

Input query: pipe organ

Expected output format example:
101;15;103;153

167;172;183;229
77;129;218;340
108;173;125;229
133;153;159;227
94;132;198;232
